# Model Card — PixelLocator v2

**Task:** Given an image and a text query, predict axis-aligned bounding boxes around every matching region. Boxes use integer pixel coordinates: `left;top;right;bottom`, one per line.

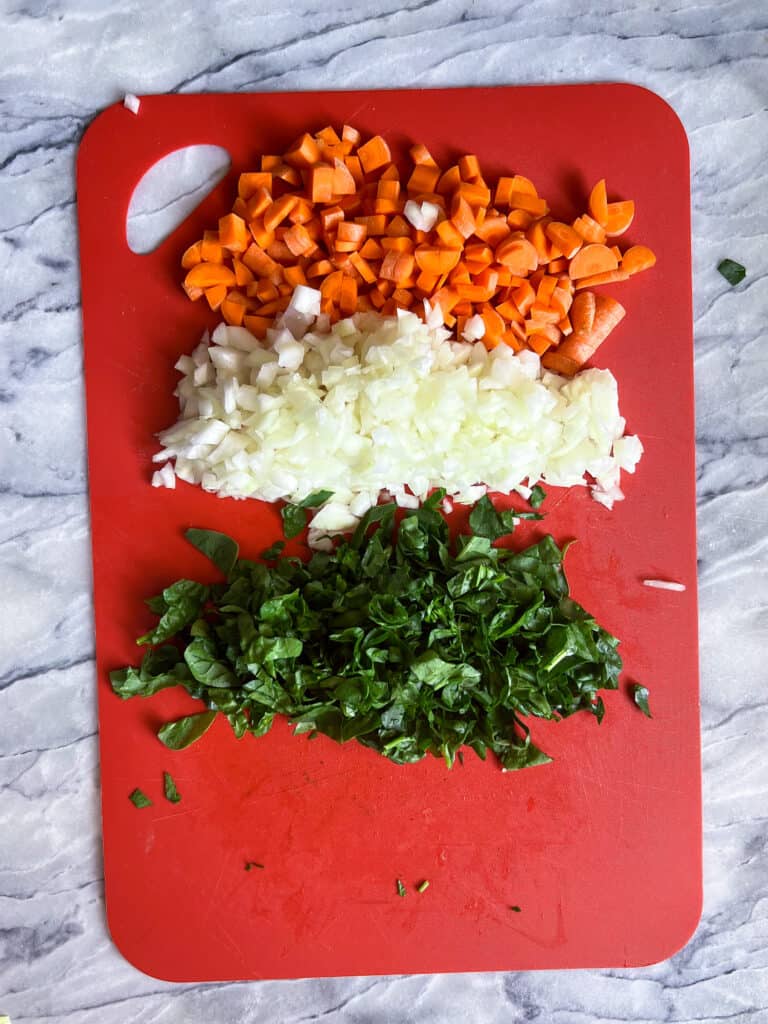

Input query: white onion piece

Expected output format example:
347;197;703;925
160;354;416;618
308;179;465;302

124;93;141;115
151;462;175;488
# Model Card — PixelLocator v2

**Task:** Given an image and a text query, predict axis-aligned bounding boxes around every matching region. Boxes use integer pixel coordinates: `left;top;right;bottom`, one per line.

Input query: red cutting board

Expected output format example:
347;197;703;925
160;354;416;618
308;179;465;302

77;85;700;981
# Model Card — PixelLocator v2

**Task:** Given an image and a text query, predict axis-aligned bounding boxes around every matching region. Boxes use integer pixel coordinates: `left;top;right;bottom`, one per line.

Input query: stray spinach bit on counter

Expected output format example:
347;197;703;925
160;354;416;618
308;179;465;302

717;258;746;286
245;861;265;871
163;771;182;804
281;490;335;539
529;485;546;510
110;490;624;772
416;879;430;894
510;905;522;913
396;879;407;898
630;684;652;718
129;788;152;809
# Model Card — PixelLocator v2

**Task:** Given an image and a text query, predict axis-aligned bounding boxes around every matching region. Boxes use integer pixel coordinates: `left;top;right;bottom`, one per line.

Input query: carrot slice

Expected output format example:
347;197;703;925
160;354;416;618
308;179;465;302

588;179;609;227
604;200;635;237
574;270;629;289
284;132;322;168
621;244;657;275
263;195;299;232
414;247;462;275
181;241;203;269
545;222;582;260
568;243;618;280
357;135;392;174
572;214;607;245
308;165;334;203
495;237;538;274
204;284;228;310
185;263;237;289
570;291;596;333
238;171;272;199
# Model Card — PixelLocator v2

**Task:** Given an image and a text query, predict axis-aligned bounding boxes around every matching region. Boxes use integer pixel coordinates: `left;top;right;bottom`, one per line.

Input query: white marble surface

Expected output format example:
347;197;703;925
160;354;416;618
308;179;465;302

1;1;767;1020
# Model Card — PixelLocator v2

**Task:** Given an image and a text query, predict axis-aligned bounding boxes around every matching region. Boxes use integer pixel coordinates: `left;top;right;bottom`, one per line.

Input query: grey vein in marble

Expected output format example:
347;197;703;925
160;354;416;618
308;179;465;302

1;0;767;1021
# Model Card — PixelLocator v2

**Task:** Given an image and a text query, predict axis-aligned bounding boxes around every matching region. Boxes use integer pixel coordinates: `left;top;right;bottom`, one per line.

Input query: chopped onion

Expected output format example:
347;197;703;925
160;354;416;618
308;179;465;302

643;579;686;592
123;93;141;115
154;302;643;525
151;462;175;489
462;314;486;342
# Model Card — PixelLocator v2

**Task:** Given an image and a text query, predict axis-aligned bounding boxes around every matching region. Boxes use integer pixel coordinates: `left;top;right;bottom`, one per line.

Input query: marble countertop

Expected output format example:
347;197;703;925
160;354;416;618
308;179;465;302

1;2;766;1021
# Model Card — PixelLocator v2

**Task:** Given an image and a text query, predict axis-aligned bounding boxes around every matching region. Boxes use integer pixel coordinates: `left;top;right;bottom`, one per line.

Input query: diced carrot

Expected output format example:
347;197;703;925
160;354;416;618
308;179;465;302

385;215;411;237
261;154;281;172
463;243;493;268
528;333;554;356
307;258;334;278
200;232;224;263
480;305;505;344
316;126;341;146
357;134;392;174
459;154;482;181
238;171;272;199
568;243;618;280
182;281;203;301
221;297;246;325
218;213;249;253
407;164;441;194
495;237;539;275
545;222;582;260
495;300;525;323
451;195;476;239
549;294;626;373
266;239;295;263
255;280;279;303
284;265;308;288
204;284;228;310
392;287;413;307
474;216;510;247
284;132;322;168
360;238;384;259
457;181;491;207
410;142;438;167
510;193;548;217
273;164;302;187
621;245;657;275
350;251;377;284
245;187;272;220
332;159;357;196
414;247;462;275
263;195;299;232
558;315;573;336
355;214;388;236
588;179;609;227
283;222;315;256
379;163;400;182
509;174;538;197
308;165;334;203
256;296;291;315
604;200;635;236
572;214;606;245
243;315;270;339
185;263;237;289
511;280;536;315
339;275;358;315
536;274;558;306
574;270;629;289
437;165;461;195
547;257;568;274
550;286;573;318
529;304;561;325
181;241;203;269
232;258;254;286
436;219;465;249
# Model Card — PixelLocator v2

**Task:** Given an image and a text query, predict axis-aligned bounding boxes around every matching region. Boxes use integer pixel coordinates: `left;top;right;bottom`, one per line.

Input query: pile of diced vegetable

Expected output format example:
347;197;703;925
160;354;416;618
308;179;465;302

180;125;656;376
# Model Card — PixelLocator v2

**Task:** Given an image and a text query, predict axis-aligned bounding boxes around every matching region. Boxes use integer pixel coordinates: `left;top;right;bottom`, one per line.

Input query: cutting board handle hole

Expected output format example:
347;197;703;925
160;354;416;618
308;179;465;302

126;144;231;254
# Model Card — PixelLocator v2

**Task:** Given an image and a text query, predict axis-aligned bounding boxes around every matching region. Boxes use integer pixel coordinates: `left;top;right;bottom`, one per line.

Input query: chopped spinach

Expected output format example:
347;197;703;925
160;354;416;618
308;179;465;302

129;788;152;809
630;684;652;718
111;494;623;771
163;771;182;804
281;490;335;539
717;258;746;286
186;528;239;576
396;878;407;897
529;485;546;510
